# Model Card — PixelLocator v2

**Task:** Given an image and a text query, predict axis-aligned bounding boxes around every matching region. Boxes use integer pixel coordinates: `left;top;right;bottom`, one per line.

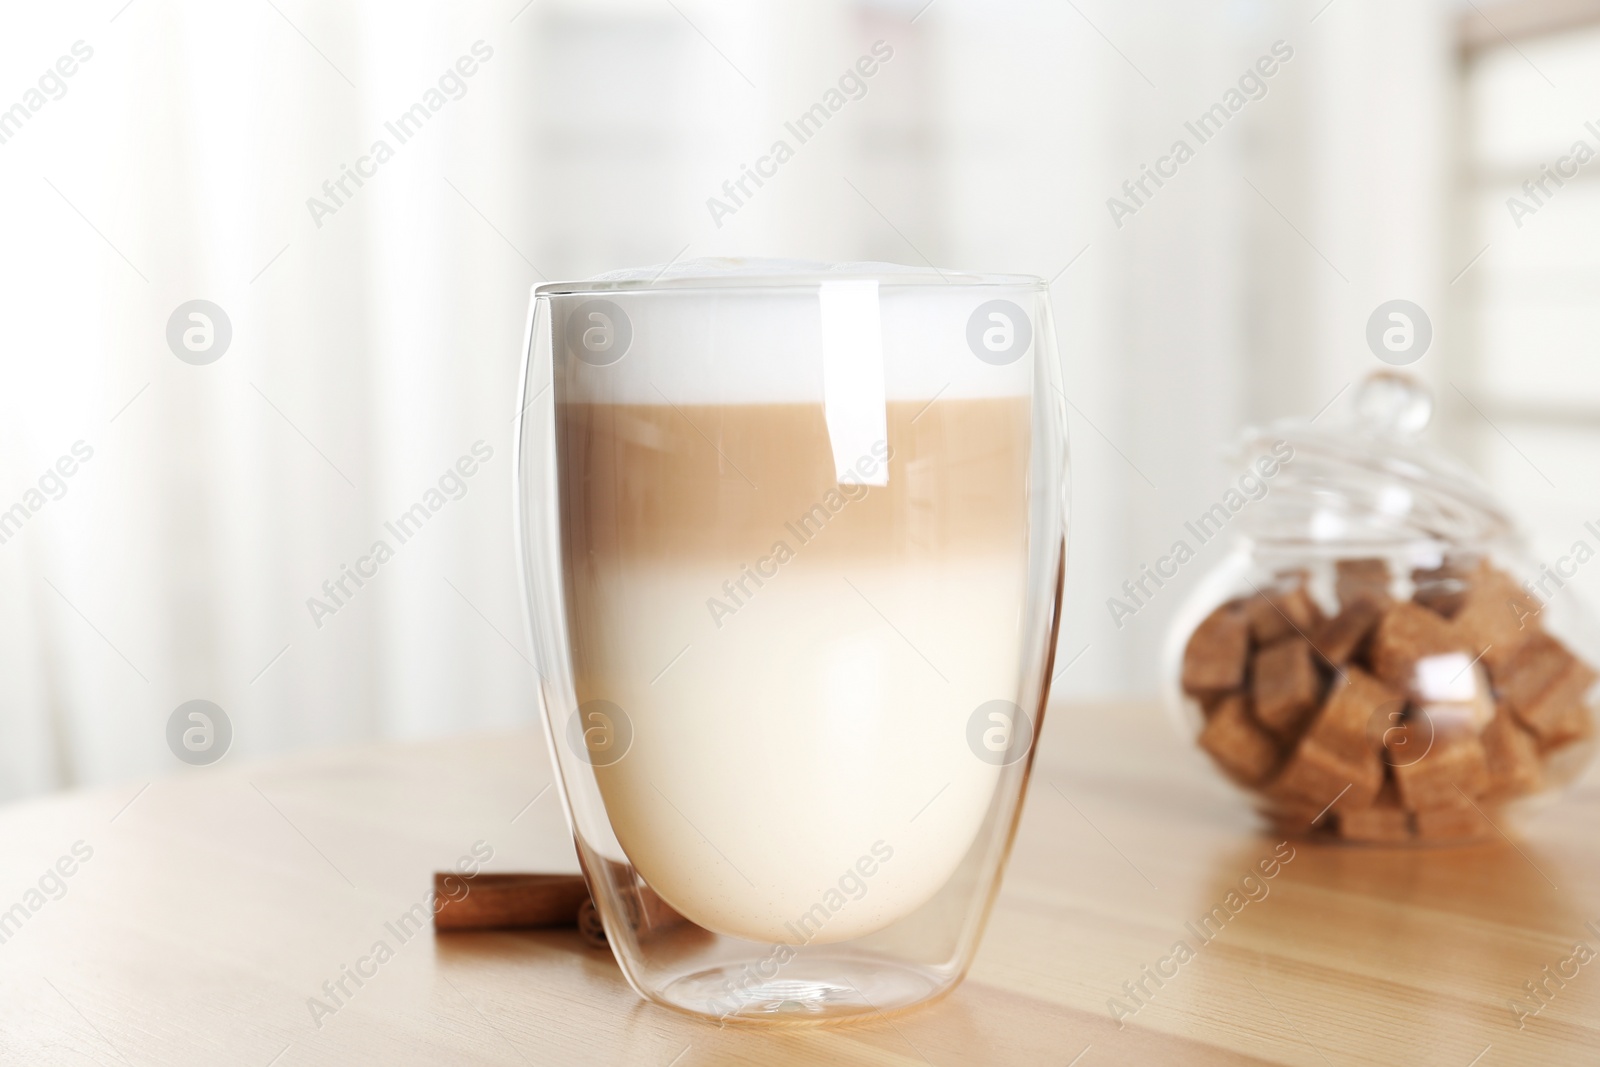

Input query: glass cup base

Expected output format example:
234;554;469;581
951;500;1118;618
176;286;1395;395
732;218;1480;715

654;954;948;1026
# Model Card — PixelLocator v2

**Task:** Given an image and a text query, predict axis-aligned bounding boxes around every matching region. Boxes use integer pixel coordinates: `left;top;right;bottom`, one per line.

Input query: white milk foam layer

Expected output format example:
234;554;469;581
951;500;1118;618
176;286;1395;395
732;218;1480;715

546;259;1042;406
587;558;1024;945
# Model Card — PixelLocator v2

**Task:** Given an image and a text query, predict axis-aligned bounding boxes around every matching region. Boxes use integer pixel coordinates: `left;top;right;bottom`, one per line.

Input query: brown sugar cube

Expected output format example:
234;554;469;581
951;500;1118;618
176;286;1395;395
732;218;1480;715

1497;632;1576;712
1183;602;1251;695
1337;558;1392;609
1413;798;1495;843
1528;682;1592;746
1453;564;1542;672
1312;599;1385;667
1340;807;1412;843
1388;728;1491;810
1338;782;1412;844
1252;638;1323;739
1283;579;1326;631
1412;557;1480;619
1377;714;1428;770
1414;585;1468;620
1264;801;1335;836
1245;578;1324;644
1498;632;1598;744
1541;729;1596;787
1482;710;1543;799
1410;658;1497;740
1307;668;1399;761
1270;735;1384;812
1370;601;1466;690
1198;694;1280;785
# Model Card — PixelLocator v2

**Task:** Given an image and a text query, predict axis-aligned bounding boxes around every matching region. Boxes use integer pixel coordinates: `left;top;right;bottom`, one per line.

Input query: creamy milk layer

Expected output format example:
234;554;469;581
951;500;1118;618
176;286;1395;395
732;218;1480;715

586;560;1019;943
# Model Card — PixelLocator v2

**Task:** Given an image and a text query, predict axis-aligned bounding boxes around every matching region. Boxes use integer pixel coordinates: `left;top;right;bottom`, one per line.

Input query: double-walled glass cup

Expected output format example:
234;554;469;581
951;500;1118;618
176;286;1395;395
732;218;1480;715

514;260;1068;1024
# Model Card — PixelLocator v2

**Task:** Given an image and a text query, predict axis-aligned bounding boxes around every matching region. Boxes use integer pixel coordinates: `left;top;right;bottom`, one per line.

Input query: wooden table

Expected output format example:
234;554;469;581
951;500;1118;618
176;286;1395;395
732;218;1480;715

3;699;1598;1066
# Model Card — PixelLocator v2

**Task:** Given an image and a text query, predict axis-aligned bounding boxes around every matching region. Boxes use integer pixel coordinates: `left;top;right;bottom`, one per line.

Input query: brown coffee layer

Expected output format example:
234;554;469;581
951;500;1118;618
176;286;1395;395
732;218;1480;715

555;397;1031;563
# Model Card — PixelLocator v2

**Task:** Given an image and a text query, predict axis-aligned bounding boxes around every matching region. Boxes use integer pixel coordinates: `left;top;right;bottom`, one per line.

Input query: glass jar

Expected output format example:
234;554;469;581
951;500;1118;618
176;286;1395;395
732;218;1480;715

515;259;1068;1022
1164;371;1599;845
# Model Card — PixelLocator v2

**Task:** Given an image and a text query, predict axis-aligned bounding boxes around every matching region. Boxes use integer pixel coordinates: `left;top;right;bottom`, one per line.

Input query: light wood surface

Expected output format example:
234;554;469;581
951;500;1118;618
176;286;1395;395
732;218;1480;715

2;698;1598;1066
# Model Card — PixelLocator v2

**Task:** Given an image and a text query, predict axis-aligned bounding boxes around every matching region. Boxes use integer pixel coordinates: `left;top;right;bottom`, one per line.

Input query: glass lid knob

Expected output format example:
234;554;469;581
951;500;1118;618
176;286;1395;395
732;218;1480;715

1354;370;1433;438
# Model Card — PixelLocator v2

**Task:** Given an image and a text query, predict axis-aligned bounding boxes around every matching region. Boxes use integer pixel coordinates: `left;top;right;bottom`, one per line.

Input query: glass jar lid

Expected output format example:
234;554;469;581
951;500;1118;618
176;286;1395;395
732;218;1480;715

1234;371;1515;552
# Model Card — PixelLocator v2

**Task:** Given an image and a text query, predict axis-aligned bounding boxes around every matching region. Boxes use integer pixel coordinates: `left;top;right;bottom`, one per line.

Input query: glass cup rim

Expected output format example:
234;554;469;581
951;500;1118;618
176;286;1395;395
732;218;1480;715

535;272;1048;297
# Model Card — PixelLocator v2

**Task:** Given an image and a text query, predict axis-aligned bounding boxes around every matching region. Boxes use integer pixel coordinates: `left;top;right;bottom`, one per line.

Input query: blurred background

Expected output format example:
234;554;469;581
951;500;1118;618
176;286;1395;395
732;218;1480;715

1;0;1595;801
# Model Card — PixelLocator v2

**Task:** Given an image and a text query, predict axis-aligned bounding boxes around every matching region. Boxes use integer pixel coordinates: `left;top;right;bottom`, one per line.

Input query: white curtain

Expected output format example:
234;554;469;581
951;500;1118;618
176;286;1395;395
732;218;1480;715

0;0;1455;801
1;0;549;799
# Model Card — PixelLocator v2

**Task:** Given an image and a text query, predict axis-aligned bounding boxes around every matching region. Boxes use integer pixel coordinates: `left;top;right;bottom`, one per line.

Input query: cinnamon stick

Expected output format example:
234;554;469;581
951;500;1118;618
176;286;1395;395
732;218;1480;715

432;869;698;950
431;872;590;931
